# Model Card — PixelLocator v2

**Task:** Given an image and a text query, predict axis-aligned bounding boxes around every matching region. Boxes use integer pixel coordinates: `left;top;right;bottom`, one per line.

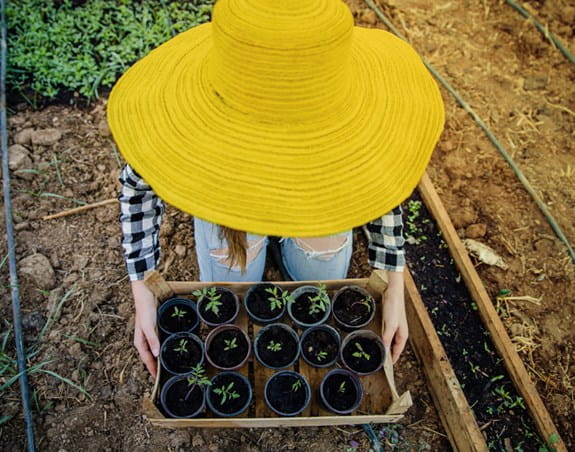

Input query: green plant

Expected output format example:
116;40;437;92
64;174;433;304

185;364;211;400
352;342;370;360
171;306;187;319
267;341;282;352
291;379;302;392
173;338;188;353
264;286;293;311
316;351;328;362
308;283;330;316
338;381;346;393
352;295;373;313
6;0;214;102
194;287;222;316
224;337;237;351
213;381;240;404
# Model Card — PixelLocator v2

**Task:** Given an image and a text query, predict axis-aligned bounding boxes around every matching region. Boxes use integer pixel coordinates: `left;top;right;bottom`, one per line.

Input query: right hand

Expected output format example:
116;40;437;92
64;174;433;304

131;280;160;378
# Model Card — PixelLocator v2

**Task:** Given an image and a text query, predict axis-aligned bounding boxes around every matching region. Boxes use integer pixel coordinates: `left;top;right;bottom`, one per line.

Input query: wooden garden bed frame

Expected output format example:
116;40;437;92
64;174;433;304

140;172;565;452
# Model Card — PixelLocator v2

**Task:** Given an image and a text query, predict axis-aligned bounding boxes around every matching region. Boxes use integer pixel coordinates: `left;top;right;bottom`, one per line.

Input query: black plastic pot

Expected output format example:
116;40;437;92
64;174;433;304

287;285;331;329
160;374;206;418
244;282;287;324
196;286;240;327
264;371;311;416
159;331;205;376
157;297;199;342
332;285;376;331
300;324;340;368
319;368;363;415
205;324;251;371
254;323;300;370
340;330;385;376
206;371;252;417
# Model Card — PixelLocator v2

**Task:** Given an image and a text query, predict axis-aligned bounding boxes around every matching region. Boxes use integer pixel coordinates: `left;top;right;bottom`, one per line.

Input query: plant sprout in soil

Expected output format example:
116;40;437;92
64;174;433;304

267;341;282;352
171;307;187;318
224;338;237;351
308;283;330;316
194;287;222;316
174;339;188;353
265;286;293;311
185;364;211;400
213;382;240;405
352;342;370;360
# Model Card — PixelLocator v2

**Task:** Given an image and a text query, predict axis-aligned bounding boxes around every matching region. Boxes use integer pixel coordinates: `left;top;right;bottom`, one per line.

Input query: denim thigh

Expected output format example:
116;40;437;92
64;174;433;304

280;231;353;281
193;218;268;282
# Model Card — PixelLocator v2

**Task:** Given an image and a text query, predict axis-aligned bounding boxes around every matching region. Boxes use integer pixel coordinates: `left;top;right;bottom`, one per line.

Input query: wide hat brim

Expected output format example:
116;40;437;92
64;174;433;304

108;23;444;237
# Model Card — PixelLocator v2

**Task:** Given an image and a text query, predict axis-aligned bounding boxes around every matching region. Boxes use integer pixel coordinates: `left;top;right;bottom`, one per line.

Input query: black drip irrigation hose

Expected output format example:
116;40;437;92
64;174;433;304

363;0;575;265
505;0;575;66
1;0;36;450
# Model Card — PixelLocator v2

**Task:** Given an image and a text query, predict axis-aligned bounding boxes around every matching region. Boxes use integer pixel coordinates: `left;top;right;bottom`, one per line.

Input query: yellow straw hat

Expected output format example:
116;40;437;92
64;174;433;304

107;0;444;237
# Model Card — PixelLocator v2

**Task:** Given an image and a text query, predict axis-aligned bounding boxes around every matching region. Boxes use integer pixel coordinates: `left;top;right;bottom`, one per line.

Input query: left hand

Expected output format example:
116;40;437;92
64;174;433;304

381;271;408;364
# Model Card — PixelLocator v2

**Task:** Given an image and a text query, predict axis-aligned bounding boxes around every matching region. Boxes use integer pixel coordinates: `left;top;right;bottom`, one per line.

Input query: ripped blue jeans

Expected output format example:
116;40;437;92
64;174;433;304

194;218;352;282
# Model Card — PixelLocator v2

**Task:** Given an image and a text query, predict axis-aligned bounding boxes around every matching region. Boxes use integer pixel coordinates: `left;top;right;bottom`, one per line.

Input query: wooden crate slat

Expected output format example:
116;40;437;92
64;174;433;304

418;173;566;452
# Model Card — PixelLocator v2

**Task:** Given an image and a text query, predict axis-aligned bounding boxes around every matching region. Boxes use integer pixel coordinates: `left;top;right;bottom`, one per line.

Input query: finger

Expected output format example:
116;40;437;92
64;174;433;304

392;334;407;364
134;330;158;378
143;327;160;358
381;323;397;349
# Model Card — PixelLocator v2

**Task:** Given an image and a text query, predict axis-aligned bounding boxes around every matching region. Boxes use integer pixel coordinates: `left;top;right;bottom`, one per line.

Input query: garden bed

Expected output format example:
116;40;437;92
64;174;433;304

142;271;412;427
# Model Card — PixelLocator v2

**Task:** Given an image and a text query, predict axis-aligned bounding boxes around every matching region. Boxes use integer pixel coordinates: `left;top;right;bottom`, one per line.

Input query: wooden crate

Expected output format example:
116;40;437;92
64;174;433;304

142;270;413;428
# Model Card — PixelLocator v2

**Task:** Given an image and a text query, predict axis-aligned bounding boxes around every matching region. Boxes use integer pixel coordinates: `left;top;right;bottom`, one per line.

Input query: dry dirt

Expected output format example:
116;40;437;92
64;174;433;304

1;0;574;450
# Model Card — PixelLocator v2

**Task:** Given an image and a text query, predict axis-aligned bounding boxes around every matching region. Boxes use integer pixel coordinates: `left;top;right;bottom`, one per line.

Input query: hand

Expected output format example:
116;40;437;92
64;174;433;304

131;280;160;378
381;271;408;364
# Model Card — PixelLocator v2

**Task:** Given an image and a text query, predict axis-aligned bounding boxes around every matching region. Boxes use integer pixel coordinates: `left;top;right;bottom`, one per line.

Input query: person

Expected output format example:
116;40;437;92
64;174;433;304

108;0;445;378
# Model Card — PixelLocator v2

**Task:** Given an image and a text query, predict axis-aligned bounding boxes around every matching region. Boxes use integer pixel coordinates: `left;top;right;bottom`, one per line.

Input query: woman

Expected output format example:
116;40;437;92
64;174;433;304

108;0;444;378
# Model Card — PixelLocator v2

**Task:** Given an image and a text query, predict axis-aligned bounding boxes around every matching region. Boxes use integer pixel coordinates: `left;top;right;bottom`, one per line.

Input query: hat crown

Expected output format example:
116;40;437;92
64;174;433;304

208;0;354;122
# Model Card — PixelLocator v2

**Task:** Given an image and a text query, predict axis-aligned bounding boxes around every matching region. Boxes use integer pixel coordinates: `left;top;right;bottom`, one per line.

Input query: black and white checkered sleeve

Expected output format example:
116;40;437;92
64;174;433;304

118;164;165;281
363;206;405;272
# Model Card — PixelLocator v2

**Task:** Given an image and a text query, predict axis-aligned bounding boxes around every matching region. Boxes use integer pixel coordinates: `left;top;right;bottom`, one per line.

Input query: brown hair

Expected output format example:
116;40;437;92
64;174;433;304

219;226;248;273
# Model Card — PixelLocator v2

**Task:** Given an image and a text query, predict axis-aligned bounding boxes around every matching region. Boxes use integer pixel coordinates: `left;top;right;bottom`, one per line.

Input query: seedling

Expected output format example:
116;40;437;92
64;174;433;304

193;287;222;317
338;381;346;394
267;341;282;352
173;338;188;354
171;306;187;319
224;337;238;351
316;351;328;362
213;381;240;405
185;364;211;400
265;286;294;311
352;342;370;360
308;283;330;316
291;379;302;392
352;295;373;313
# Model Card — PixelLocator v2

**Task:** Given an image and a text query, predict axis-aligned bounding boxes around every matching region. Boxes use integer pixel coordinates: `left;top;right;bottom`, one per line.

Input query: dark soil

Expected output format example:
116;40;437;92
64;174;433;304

255;325;298;369
157;298;198;337
198;289;238;325
404;191;541;450
291;290;328;325
301;328;339;367
341;337;383;374
332;287;374;328
160;333;203;375
244;283;283;320
206;328;249;369
161;378;204;418
265;373;309;415
208;373;251;416
321;373;360;413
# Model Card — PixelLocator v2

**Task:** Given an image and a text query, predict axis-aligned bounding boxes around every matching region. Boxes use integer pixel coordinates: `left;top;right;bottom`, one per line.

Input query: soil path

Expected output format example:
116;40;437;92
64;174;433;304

1;0;574;450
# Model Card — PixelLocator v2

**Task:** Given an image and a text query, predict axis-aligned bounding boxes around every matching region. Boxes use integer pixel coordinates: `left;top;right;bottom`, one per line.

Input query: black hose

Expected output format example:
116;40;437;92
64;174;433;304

1;0;37;449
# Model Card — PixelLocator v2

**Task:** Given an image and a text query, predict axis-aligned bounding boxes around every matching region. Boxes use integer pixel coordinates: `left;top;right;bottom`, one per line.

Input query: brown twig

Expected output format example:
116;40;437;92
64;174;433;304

42;198;118;220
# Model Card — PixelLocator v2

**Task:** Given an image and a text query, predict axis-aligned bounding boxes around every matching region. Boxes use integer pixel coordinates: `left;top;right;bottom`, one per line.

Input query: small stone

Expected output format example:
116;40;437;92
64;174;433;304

8;144;34;180
97;119;111;137
523;75;547;91
450;206;477;229
13;128;34;145
31;128;62;146
18;253;57;290
361;9;378;25
175;245;187;257
465;223;487;238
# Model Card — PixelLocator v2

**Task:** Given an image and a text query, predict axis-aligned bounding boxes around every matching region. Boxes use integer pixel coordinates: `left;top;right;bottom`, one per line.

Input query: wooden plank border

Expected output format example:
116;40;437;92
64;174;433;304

418;172;566;451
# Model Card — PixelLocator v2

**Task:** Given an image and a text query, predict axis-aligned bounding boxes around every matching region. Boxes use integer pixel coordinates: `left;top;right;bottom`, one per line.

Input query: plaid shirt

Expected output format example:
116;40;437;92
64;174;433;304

119;164;405;280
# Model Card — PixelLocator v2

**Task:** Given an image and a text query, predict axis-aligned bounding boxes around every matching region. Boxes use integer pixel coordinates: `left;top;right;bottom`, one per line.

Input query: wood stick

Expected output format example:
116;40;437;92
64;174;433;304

42;198;117;220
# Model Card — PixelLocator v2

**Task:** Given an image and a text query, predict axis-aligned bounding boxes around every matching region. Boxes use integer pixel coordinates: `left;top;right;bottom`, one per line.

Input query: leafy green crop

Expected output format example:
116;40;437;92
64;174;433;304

7;0;214;103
